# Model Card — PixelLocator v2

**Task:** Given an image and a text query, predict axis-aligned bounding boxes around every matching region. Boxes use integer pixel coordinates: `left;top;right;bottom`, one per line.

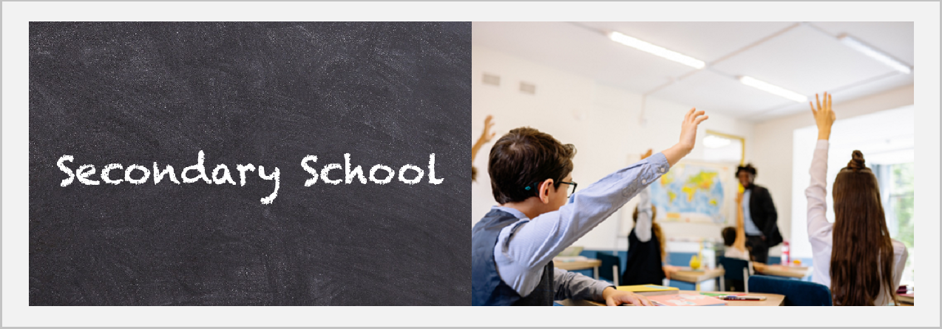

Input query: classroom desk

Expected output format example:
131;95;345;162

897;293;914;306
554;259;602;279
669;268;725;291
557;291;785;306
755;264;813;279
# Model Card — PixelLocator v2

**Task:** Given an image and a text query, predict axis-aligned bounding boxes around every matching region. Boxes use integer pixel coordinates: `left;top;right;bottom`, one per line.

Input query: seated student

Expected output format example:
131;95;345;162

621;151;678;286
471;109;708;306
805;92;908;306
720;191;762;291
722;191;751;261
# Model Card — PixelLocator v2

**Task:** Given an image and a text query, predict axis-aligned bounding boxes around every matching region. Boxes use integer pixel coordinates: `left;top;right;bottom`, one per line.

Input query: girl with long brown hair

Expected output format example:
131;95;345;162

805;92;908;306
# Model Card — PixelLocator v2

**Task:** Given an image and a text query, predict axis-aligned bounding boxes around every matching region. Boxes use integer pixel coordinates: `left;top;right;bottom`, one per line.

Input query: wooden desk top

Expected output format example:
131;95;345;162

756;265;813;279
554;259;602;271
710;292;784;306
897;293;913;305
670;268;725;283
558;291;785;306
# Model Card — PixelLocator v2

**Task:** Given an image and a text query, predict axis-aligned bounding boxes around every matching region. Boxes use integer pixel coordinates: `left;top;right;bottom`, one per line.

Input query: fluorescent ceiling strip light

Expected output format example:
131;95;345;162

739;76;807;103
608;31;706;69
839;34;912;74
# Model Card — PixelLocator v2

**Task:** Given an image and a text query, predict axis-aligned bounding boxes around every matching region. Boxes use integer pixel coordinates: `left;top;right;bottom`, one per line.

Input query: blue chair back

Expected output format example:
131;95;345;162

748;275;833;306
596;252;621;285
719;256;750;281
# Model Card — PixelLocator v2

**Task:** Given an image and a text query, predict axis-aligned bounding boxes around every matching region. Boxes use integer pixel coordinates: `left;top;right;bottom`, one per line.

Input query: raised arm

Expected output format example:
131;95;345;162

496;111;708;296
471;115;496;162
734;191;747;253
662;108;709;166
805;93;835;249
499;154;670;271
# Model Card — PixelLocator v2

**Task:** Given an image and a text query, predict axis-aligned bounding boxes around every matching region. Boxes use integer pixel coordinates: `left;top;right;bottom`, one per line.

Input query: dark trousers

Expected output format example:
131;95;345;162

746;235;769;264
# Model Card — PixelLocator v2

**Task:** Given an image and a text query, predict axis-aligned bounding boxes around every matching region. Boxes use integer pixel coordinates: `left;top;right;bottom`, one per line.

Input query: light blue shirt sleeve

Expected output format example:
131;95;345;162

742;190;762;236
492;152;671;299
553;268;611;301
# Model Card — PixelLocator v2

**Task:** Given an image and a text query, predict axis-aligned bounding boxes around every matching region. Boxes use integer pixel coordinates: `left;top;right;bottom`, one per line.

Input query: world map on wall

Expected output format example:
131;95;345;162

649;164;728;224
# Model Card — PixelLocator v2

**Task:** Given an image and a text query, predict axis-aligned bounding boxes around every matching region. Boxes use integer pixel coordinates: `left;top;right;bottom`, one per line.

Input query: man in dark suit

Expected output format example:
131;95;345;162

736;164;782;264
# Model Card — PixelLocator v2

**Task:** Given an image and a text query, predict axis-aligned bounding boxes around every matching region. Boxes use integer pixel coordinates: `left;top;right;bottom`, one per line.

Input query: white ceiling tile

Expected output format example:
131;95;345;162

750;102;813;123
649;69;792;118
807;22;914;66
829;72;914;105
751;72;915;122
473;22;701;93
710;24;898;96
579;22;798;63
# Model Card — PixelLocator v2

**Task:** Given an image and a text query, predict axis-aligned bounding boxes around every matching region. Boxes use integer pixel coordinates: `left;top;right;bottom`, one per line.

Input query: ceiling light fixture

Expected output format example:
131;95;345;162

608;31;706;69
839;34;912;74
739;76;807;103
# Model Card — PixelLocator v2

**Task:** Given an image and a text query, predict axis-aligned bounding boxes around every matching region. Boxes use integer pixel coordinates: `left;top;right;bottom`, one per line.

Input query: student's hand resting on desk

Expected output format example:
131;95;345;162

602;287;654;306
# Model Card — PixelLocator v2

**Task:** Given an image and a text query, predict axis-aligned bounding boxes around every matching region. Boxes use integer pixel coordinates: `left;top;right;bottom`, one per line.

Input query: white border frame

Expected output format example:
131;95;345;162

3;1;939;327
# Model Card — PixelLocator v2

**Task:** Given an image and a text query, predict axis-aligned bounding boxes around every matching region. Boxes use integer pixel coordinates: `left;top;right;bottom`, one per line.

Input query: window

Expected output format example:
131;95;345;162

703;130;744;164
873;162;915;286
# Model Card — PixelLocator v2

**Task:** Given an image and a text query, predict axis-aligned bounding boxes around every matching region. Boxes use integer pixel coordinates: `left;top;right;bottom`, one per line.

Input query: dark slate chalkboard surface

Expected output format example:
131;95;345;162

29;22;470;305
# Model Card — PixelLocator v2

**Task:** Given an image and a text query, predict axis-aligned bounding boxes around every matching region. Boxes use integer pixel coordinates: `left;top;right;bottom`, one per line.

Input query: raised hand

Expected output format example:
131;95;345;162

641;148;653;160
661;108;709;166
472;115;497;162
479;115;497;144
679;108;709;152
810;92;835;140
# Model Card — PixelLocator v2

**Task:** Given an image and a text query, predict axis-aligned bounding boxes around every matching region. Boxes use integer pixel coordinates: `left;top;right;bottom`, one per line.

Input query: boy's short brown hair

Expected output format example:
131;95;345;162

488;127;576;204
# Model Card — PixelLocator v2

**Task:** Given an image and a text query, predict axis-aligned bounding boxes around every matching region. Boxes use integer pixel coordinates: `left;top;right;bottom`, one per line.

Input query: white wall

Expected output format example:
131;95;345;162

471;46;755;251
751;84;915;258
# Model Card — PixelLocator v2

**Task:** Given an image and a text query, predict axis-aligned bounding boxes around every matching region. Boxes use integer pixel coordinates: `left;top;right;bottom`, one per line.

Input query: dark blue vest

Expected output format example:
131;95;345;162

621;227;666;286
471;209;554;306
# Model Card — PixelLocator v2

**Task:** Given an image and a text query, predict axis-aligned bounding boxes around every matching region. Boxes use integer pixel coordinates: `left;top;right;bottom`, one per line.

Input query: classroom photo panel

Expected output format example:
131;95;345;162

471;20;930;311
4;1;940;328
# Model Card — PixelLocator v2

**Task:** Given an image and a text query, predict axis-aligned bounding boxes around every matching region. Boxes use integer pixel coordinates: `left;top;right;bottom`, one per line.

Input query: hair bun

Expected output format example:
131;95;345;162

847;150;866;171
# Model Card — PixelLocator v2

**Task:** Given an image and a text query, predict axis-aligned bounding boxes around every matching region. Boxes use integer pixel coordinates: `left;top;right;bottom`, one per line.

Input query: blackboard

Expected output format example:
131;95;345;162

29;22;471;305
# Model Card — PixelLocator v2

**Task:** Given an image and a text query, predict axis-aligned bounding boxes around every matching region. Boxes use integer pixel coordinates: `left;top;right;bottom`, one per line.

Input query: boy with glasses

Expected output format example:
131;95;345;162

472;109;708;306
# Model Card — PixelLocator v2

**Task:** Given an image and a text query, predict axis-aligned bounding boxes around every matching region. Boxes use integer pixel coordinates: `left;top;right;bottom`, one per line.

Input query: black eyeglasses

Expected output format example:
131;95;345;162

525;180;577;197
559;181;578;197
